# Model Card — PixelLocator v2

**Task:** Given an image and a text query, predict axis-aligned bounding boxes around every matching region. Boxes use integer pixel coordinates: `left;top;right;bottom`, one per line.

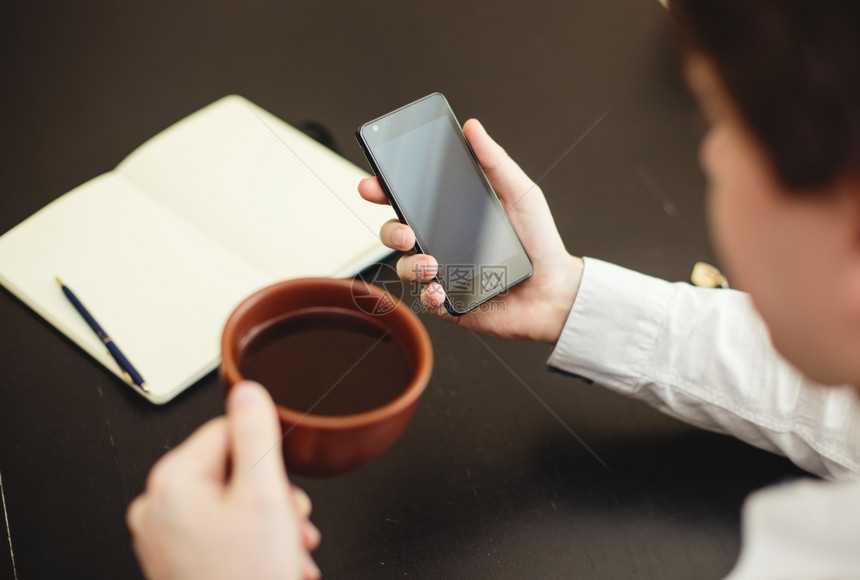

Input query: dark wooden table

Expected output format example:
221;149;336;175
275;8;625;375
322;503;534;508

0;2;804;578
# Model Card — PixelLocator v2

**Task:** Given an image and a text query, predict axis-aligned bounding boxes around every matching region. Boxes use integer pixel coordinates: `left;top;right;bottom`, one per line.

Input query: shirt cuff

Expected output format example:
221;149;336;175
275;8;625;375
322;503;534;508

546;257;675;392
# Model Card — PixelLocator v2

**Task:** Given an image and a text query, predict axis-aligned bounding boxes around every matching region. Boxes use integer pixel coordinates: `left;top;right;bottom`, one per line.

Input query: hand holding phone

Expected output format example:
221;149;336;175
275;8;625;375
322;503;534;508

357;93;533;315
358;105;584;343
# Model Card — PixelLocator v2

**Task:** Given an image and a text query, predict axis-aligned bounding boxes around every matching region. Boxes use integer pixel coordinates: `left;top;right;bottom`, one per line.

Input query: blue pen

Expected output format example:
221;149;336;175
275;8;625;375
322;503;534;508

56;277;149;392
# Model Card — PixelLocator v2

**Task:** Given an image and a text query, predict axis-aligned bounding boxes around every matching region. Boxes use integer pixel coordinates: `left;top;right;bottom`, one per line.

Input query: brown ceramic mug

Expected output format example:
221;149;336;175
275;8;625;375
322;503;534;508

220;277;432;477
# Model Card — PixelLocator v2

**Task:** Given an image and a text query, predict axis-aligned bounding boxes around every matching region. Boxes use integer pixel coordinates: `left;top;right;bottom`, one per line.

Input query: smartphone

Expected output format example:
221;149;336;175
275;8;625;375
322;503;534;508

356;93;532;315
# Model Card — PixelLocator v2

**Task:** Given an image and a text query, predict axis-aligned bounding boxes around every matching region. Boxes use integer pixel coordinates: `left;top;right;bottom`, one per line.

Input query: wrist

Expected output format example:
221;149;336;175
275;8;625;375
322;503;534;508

534;254;584;344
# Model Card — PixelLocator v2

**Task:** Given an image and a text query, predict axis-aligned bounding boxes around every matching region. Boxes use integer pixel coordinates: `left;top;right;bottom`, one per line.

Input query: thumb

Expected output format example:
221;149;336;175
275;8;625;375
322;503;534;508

463;118;538;207
226;380;289;491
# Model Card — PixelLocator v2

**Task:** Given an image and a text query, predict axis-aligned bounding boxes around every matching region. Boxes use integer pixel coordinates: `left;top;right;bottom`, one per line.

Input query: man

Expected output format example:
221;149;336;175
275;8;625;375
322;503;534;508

128;2;860;577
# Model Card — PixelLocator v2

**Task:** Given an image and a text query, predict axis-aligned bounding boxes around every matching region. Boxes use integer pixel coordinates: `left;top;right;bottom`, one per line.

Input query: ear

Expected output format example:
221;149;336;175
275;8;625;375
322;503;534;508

838;168;860;249
840;169;860;317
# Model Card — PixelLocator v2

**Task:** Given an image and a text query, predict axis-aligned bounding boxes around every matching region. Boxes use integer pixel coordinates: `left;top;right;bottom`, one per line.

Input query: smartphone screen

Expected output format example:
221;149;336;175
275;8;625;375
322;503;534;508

356;93;532;315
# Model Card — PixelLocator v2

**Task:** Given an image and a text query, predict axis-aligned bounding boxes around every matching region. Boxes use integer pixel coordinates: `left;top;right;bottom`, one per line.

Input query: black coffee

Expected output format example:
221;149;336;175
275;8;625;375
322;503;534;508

238;310;412;416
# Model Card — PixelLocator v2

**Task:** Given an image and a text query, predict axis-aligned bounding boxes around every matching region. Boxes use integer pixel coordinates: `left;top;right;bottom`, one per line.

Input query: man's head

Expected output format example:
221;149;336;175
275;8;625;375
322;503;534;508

670;1;860;385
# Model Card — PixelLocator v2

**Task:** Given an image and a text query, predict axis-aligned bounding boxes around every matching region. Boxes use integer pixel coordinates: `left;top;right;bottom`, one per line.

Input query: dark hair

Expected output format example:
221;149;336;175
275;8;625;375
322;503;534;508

670;0;860;191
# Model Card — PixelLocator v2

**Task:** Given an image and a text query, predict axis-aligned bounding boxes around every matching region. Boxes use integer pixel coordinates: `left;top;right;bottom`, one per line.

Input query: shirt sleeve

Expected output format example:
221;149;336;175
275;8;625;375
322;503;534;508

725;479;860;579
547;257;860;481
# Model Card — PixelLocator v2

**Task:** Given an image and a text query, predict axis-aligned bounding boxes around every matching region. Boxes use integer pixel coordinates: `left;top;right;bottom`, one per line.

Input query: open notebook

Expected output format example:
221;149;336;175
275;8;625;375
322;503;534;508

0;96;394;404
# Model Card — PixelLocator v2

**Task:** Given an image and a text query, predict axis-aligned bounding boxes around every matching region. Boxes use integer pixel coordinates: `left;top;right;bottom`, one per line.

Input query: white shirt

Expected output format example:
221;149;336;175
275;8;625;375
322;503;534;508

547;258;860;579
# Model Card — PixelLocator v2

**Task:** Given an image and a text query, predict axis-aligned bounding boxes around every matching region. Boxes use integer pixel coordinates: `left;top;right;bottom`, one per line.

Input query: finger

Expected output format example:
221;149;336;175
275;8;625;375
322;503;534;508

396;254;438;283
153;417;230;485
302;555;322;580
463;119;538;206
358;176;390;205
226;381;288;491
420;282;459;324
380;219;416;251
421;281;446;310
127;501;160;580
292;486;312;519
302;519;321;551
126;495;146;535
